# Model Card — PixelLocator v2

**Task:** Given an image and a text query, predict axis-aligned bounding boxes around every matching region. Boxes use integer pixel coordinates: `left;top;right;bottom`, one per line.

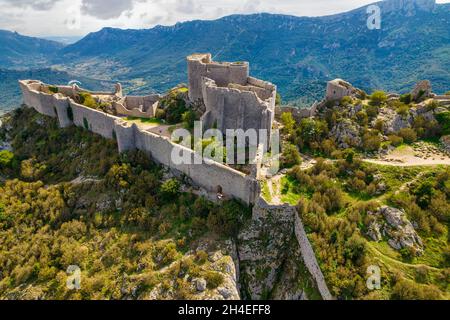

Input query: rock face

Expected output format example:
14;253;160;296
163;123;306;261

330;118;362;148
145;244;241;300
237;199;321;300
376;107;414;134
367;206;424;255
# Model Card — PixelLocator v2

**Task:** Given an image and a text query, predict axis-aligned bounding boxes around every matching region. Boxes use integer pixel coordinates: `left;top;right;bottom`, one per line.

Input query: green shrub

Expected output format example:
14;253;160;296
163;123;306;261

436;112;450;135
78;92;97;109
388;135;404;147
155;108;166;120
275;93;282;106
399;93;412;104
281;143;302;168
160;179;180;197
362;132;381;152
391;279;442;300
0;150;14;169
445;91;450;96
48;86;59;94
365;104;379;119
398;128;417;144
370;91;387;105
355;111;368;126
340;96;353;106
281;112;295;136
204;271;224;289
182;110;196;129
395;103;410;117
161;91;188;124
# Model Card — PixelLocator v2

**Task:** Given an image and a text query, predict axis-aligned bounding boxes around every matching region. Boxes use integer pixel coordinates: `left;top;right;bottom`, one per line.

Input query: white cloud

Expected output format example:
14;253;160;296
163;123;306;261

0;0;449;37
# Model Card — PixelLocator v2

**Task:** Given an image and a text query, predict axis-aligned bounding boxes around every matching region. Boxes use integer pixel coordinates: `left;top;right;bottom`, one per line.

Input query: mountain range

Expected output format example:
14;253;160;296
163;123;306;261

0;0;449;110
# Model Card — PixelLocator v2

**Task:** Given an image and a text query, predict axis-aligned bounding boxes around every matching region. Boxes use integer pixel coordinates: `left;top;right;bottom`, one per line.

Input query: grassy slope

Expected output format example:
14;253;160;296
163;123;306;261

0;107;250;300
264;161;449;300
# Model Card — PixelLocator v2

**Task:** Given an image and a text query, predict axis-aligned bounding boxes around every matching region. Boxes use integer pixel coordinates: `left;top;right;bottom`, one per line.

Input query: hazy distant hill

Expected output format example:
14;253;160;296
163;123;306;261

0;0;448;110
0;30;64;68
56;0;450;105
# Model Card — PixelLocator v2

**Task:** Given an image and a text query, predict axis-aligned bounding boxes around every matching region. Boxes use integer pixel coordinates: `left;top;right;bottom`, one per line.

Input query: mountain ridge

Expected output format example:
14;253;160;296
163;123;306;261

0;0;449;108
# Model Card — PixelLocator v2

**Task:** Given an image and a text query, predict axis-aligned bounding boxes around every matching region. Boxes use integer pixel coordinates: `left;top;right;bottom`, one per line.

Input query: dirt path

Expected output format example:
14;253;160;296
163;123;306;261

364;158;450;167
368;245;441;272
364;143;450;167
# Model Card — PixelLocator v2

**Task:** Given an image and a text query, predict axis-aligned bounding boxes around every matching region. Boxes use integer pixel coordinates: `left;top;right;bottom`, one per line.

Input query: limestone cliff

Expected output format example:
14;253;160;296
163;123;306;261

237;199;324;300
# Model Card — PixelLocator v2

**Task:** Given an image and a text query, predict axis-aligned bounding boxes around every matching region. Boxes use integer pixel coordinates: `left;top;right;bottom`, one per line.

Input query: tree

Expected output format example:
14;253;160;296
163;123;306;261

297;118;328;149
400;93;412;104
160;179;180;196
0;150;14;169
388;135;404;147
275;93;282;106
280;112;295;136
281;143;302;168
398;128;417;144
182;110;196;129
370;91;387;105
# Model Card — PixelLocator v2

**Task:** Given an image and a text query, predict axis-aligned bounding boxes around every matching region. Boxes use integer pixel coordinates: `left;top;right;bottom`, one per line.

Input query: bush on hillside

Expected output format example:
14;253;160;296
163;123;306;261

398;128;417;144
281;142;302;168
370;91;387;106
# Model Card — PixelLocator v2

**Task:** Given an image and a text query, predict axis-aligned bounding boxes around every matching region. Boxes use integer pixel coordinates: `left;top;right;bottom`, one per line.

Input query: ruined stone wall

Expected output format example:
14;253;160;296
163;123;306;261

19;80;258;205
187;53;249;102
69;100;119;140
276;102;319;122
53;94;72;128
113;95;160;118
201;78;275;142
134;125;259;204
326;79;355;101
293;211;333;300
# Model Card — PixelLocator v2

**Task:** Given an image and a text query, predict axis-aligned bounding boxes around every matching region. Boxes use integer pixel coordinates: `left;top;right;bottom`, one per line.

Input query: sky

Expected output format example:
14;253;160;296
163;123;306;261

0;0;449;37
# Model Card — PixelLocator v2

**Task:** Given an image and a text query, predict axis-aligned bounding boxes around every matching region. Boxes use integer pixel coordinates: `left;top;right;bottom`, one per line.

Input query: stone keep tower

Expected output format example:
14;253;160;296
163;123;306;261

187;53;249;102
186;53;277;148
325;79;358;101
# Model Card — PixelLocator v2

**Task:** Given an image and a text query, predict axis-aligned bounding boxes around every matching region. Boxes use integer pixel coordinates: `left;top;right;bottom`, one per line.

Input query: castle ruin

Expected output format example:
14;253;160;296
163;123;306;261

187;54;277;144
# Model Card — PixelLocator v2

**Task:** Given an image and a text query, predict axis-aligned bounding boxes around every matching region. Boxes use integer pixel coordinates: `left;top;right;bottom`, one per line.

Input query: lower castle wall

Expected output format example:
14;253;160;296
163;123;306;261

19;80;258;205
134;126;258;204
69;100;119;140
256;198;333;300
39;93;58;117
53;95;72;128
293;212;333;300
276;103;318;121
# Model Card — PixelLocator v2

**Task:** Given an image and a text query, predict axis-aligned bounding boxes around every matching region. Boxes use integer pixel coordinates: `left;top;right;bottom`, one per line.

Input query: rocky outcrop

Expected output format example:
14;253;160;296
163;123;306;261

145;244;241;300
238;199;298;299
367;206;424;255
376;107;413;134
238;198;331;300
330;118;362;148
